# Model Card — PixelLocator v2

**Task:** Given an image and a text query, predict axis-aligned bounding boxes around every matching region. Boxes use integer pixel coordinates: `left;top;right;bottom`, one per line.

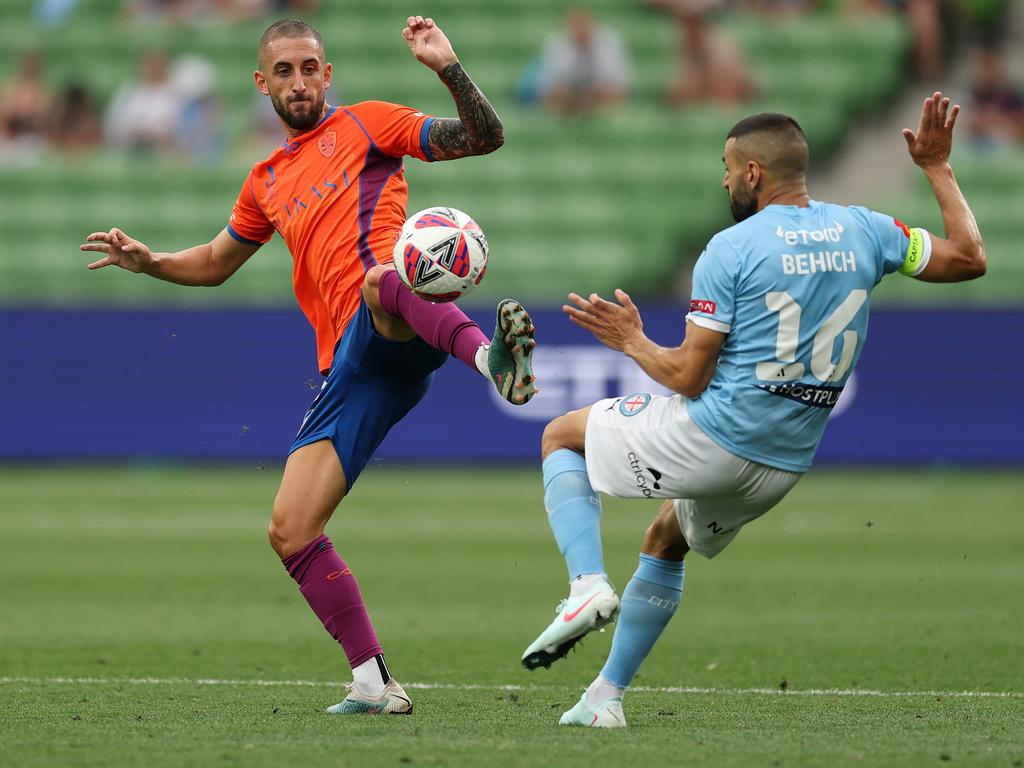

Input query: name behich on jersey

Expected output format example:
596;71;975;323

776;223;856;275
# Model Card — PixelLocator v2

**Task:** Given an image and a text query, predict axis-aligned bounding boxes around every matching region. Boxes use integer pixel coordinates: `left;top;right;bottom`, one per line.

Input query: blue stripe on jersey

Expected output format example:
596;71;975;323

420;117;435;162
226;224;265;247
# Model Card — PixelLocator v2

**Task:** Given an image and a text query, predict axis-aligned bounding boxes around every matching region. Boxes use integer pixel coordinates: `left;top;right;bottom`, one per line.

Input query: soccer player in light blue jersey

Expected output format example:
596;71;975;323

521;92;986;727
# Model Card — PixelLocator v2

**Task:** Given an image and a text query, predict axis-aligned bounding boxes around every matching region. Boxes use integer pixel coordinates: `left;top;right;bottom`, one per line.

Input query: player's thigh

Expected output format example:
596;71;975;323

541;406;591;458
270;438;348;558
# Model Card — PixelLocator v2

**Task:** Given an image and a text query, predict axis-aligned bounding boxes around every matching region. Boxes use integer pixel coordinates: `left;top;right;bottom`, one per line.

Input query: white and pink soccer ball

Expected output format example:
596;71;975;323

392;207;488;302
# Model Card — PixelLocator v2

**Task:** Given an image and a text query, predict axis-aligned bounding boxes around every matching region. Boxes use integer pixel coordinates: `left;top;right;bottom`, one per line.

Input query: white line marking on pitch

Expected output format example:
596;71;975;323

0;677;1020;699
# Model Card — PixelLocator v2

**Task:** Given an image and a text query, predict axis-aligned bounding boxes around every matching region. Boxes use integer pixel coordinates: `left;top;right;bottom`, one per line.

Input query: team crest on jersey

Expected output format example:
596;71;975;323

318;130;337;158
619;393;652;416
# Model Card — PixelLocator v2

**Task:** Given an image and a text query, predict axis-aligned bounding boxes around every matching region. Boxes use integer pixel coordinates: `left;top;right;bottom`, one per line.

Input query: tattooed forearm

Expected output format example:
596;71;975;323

428;62;504;160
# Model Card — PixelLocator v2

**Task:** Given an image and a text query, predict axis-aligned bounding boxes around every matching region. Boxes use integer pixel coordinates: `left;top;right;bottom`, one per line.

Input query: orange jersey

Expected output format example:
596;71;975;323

228;101;435;372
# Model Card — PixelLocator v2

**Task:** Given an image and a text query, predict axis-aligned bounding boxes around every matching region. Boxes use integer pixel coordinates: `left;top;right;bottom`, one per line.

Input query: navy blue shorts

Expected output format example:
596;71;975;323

289;300;448;488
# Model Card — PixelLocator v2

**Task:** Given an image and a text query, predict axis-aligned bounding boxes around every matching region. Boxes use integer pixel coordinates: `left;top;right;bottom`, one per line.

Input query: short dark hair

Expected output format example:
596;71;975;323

727;112;805;142
726;112;808;180
258;19;323;63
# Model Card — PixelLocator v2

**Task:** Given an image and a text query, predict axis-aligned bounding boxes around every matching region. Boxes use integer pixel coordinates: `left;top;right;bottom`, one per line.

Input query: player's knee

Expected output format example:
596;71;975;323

361;264;389;306
266;517;289;557
541;416;570;459
642;505;689;560
267;511;319;559
541;410;587;459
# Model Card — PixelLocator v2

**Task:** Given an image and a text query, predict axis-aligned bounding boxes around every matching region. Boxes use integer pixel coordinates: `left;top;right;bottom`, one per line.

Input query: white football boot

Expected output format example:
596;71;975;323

558;693;627;728
325;678;413;715
521;578;620;670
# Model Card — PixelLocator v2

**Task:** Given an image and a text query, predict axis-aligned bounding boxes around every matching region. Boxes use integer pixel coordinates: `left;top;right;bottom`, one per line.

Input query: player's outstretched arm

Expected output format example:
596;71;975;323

402;15;504;159
902;91;986;282
564;290;726;398
80;227;259;287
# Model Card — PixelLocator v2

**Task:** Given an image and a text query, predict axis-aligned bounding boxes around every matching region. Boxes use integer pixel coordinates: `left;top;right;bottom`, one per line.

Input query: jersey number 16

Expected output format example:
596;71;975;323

755;289;868;384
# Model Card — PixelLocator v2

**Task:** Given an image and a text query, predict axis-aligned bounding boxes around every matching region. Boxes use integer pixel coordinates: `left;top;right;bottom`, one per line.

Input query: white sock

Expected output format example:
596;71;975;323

474;342;490;377
570;572;606;597
352;654;388;696
585;674;625;707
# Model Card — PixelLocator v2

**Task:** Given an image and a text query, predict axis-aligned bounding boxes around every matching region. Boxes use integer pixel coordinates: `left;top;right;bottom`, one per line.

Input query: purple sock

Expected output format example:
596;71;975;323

378;268;488;372
282;535;382;668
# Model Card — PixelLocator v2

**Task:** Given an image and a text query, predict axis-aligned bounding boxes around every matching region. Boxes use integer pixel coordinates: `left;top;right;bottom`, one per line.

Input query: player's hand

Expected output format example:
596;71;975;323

402;15;458;73
563;289;645;352
80;228;154;273
902;91;960;170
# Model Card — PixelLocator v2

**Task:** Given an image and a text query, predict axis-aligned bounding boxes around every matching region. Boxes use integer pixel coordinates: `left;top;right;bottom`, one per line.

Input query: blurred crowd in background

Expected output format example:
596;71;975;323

2;0;1021;166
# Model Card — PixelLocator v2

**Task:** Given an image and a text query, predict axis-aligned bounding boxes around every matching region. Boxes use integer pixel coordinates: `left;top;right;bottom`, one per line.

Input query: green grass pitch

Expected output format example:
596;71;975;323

1;466;1022;767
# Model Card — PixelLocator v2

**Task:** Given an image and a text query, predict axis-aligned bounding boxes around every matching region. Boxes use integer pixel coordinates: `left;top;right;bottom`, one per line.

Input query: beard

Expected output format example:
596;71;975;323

270;91;324;132
728;183;758;223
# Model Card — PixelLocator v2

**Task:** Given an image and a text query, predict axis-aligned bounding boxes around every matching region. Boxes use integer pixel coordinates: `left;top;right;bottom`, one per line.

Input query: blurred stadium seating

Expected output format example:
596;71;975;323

0;0;926;306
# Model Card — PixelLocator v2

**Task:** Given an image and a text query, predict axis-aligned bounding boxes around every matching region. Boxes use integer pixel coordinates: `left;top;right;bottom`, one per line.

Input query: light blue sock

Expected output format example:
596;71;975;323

600;554;685;689
542;449;604;581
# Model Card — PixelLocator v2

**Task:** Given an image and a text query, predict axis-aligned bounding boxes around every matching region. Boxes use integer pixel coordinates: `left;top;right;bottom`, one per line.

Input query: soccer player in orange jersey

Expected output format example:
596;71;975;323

80;16;536;715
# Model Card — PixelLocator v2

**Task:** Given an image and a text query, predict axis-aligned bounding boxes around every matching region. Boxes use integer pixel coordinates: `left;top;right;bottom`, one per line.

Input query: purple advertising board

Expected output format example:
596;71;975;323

0;308;1021;464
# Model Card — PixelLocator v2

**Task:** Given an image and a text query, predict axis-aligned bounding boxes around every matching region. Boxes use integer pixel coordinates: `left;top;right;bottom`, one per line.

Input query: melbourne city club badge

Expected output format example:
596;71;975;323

619;393;652;417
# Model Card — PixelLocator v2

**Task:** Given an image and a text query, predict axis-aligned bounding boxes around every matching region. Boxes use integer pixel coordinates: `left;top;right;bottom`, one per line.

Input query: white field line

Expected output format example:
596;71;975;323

0;676;1021;700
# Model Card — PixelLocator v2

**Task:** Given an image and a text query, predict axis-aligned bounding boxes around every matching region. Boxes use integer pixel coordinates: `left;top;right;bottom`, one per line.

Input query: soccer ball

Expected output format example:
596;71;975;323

393;206;488;302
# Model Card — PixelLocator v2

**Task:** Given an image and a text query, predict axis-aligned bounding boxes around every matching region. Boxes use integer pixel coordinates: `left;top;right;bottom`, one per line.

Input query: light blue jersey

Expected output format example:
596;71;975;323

685;200;931;473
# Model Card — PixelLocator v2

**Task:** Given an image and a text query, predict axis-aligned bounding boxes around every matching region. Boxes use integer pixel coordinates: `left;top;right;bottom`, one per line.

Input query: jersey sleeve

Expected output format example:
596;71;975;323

227;171;274;247
866;209;932;278
349;100;435;162
686;234;740;334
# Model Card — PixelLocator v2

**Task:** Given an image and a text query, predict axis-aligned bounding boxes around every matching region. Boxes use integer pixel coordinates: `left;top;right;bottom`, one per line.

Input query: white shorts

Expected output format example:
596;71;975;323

585;393;802;558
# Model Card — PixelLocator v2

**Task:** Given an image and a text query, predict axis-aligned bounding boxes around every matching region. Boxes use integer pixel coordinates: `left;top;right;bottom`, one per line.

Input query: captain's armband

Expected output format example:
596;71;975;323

898;227;932;277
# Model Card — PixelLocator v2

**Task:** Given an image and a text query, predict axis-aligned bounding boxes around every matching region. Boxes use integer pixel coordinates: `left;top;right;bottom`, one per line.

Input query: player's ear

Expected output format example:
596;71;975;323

323;61;332;89
254;70;270;96
746;160;762;190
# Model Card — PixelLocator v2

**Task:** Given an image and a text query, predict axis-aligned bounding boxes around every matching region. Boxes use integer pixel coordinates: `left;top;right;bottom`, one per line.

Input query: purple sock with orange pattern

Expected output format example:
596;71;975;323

282;535;383;669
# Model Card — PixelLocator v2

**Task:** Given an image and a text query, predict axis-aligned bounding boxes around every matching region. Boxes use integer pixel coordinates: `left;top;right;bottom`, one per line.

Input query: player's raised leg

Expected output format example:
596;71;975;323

559;501;687;728
269;439;412;715
363;265;537;405
521;407;620;670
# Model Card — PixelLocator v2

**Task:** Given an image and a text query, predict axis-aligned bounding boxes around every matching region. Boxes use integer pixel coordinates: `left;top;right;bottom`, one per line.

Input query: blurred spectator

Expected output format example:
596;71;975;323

967;47;1024;149
0;51;53;147
104;51;181;154
49;82;102;153
34;0;78;26
905;0;943;81
225;0;321;19
852;0;943;81
646;0;753;107
523;7;632;116
170;54;224;163
125;0;216;26
127;0;319;24
742;0;820;13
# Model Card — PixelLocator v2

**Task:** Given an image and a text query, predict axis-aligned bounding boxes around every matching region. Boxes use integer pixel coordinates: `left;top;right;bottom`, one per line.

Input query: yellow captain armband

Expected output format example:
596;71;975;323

898;227;932;277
